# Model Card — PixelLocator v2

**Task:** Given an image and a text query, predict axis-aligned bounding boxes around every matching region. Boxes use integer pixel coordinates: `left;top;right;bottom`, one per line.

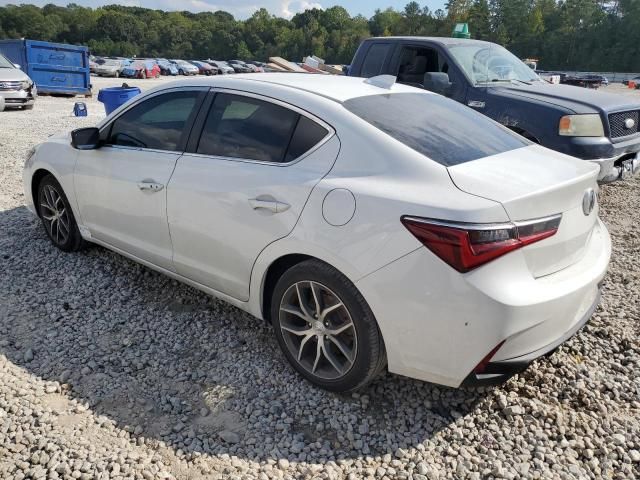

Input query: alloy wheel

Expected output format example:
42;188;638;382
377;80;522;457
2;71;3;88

40;184;70;246
279;281;357;380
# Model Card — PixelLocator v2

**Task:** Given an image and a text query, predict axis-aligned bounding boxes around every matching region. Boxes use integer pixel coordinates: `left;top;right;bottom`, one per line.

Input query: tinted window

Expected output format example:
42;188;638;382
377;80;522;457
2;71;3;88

108;91;200;151
361;43;391;78
198;93;306;163
285;116;329;162
344;92;528;166
397;46;441;86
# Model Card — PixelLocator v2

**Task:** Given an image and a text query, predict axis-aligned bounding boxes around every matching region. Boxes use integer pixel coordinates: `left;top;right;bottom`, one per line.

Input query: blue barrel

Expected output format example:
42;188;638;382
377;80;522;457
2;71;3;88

97;86;141;115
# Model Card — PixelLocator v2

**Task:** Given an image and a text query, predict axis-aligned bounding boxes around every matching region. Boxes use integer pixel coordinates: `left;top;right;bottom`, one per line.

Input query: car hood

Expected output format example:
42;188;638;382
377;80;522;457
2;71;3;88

0;67;31;82
488;81;640;114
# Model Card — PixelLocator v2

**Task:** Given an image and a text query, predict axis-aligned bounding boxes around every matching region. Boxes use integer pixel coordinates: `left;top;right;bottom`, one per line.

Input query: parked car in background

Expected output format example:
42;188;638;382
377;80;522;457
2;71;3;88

623;76;640;88
156;59;178;76
25;73;610;392
171;59;199;76
228;60;253;73
349;36;640;183
0;52;36;110
206;60;235;74
190;60;217;75
121;60;161;79
94;58;128;77
246;60;266;72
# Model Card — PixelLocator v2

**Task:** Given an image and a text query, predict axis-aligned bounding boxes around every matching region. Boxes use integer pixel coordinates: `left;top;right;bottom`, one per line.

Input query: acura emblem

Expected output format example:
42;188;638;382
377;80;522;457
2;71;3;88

582;188;596;216
624;118;636;129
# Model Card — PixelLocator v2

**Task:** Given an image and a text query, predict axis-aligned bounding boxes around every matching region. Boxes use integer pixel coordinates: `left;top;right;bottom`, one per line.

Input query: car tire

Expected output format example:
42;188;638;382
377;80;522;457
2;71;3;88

37;175;85;253
114;71;119;78
270;259;386;393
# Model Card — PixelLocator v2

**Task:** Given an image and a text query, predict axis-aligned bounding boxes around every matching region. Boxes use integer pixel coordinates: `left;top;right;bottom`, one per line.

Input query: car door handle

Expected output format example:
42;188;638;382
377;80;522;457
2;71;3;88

249;198;290;213
137;181;164;192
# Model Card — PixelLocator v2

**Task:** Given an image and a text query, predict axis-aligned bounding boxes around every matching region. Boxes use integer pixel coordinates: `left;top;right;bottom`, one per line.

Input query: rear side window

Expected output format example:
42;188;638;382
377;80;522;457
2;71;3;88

108;91;200;151
198;93;328;163
343;92;528;166
285;116;329;162
361;43;391;78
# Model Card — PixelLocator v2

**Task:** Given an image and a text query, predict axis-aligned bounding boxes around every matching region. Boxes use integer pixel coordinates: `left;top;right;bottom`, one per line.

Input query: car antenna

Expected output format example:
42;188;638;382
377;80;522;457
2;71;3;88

364;75;396;90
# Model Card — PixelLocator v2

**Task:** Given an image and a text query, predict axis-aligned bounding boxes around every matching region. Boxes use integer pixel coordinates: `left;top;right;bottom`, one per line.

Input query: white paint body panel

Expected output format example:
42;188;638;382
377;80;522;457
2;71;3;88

23;74;612;388
74;146;179;271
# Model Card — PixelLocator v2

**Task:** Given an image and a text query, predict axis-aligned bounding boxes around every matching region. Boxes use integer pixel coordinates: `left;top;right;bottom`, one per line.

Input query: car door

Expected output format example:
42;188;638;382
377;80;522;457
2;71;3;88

74;88;207;270
167;90;339;301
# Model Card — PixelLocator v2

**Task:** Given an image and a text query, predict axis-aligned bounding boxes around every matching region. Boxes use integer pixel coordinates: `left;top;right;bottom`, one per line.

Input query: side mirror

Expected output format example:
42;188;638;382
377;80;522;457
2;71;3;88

13;63;21;69
71;127;101;150
424;72;452;96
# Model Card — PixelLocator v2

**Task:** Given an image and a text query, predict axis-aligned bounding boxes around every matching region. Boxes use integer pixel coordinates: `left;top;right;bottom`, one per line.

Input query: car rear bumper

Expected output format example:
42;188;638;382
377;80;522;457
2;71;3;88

356;218;611;388
460;288;600;387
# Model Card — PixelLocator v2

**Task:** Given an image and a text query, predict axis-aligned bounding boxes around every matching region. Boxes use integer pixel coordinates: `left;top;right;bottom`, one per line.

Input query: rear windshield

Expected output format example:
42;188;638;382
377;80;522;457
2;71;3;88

343;92;528;166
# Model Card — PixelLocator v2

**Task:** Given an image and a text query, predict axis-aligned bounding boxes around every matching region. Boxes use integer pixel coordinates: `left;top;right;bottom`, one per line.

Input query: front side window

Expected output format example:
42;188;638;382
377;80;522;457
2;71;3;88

397;46;441;86
344;92;528;166
107;90;201;151
197;93;328;163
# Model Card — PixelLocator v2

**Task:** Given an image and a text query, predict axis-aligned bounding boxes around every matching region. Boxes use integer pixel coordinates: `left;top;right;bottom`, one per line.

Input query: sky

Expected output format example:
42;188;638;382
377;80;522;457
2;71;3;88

0;0;448;20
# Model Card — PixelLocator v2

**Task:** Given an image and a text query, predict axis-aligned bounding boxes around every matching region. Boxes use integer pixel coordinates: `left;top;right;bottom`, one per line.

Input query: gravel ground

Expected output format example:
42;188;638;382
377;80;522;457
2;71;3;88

0;76;639;480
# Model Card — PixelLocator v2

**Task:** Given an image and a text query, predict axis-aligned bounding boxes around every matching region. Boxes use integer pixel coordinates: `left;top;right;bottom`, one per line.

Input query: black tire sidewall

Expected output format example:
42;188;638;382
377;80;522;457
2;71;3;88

37;175;83;252
270;260;384;393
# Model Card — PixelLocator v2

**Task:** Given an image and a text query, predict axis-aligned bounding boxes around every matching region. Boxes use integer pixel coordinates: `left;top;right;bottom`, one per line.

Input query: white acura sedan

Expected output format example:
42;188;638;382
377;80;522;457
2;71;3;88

23;74;611;392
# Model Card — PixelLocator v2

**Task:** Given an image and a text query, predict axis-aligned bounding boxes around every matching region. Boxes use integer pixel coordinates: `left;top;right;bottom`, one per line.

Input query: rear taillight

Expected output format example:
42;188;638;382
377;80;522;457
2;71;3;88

401;215;561;273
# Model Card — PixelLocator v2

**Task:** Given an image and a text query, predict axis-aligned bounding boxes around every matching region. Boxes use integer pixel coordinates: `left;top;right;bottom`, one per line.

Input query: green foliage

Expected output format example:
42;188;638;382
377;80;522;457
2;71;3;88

0;1;637;70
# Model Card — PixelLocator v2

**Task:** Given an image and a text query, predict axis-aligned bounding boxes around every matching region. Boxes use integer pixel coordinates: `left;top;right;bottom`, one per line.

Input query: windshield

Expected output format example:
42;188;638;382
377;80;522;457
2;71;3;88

344;92;528;166
0;53;15;69
448;44;540;85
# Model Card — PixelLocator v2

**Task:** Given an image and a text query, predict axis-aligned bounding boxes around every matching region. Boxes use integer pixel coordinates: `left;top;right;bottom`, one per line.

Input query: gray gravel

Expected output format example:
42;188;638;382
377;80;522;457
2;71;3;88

0;76;639;479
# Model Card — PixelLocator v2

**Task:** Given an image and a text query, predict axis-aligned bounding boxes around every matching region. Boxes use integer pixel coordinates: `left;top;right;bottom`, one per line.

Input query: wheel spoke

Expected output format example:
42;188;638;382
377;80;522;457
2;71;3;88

43;187;54;210
281;305;308;321
327;334;354;364
320;302;344;322
40;203;55;214
280;321;311;336
327;322;354;336
309;281;322;318
58;214;69;233
41;212;55;221
55;219;60;243
312;340;322;373
295;283;313;319
321;337;344;374
297;335;313;361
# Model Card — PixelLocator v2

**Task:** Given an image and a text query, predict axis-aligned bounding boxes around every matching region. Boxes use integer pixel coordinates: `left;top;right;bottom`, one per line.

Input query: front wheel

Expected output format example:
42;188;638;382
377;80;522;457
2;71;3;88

271;259;386;392
37;175;85;252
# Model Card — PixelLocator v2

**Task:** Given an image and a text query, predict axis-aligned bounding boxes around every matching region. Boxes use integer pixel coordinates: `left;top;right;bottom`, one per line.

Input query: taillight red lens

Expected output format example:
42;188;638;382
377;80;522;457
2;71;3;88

401;215;561;273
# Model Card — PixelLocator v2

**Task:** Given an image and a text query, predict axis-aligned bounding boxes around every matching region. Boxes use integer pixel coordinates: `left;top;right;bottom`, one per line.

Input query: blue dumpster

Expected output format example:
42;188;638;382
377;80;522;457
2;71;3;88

97;86;141;115
0;39;91;96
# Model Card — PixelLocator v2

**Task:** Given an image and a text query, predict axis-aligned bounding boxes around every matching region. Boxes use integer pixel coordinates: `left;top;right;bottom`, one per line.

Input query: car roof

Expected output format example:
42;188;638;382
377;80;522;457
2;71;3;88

165;72;423;102
367;36;493;47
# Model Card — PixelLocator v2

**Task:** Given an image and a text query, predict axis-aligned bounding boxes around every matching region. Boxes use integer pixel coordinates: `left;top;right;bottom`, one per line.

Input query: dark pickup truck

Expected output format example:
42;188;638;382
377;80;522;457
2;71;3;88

349;37;640;183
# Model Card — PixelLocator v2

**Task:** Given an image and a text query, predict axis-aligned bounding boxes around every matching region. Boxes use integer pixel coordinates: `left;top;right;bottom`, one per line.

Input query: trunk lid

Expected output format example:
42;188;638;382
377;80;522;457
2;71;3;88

448;145;600;277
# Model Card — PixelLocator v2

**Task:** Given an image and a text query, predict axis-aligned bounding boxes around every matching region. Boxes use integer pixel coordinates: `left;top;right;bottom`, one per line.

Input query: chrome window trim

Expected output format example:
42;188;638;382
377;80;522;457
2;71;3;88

402;213;563;232
184;87;336;167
